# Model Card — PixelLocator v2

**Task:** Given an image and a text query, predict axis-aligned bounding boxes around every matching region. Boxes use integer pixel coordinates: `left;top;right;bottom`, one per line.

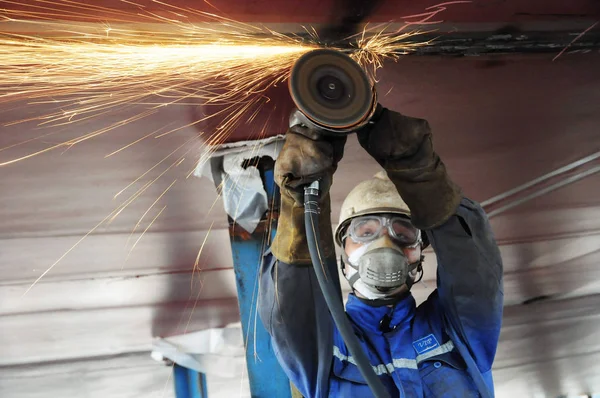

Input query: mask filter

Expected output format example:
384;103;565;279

343;235;422;303
358;247;409;289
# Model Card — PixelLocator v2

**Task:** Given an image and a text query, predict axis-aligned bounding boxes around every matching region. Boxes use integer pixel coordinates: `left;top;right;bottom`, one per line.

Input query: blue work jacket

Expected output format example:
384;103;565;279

259;198;504;397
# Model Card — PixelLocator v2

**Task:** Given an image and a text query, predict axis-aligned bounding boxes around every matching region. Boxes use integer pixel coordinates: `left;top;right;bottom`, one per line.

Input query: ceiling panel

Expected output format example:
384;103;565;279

0;353;177;398
1;0;598;24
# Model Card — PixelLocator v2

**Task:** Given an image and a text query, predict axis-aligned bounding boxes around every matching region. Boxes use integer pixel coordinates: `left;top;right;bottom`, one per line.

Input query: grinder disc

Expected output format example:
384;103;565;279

289;49;375;131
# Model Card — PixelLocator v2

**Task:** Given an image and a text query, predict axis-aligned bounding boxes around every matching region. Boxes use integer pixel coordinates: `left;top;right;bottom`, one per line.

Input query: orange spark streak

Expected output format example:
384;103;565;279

127;204;167;260
22;212;114;295
104;121;178;158
126;178;178;252
192;220;215;290
553;21;599;62
113;137;196;198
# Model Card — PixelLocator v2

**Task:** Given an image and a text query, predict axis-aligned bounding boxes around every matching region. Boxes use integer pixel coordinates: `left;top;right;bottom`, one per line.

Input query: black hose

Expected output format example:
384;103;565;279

303;181;391;398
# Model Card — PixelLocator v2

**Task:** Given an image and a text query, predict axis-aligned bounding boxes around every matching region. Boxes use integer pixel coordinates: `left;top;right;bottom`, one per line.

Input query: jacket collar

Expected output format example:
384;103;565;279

346;293;416;334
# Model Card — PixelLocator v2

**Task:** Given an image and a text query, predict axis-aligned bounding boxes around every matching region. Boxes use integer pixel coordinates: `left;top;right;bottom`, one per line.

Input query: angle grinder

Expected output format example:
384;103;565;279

289;50;392;398
288;49;378;135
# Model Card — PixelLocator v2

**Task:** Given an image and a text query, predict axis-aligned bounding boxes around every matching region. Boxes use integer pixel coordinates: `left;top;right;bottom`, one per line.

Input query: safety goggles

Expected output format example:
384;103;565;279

345;215;421;247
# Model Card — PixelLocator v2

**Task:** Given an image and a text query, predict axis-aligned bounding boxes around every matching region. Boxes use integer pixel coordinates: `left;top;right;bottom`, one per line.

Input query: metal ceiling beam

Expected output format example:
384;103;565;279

302;27;600;56
406;29;600;56
487;164;600;218
482;151;600;208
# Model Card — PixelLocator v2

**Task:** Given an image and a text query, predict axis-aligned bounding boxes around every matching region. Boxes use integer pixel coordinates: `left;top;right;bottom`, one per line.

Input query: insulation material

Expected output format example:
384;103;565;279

194;135;285;233
151;323;245;378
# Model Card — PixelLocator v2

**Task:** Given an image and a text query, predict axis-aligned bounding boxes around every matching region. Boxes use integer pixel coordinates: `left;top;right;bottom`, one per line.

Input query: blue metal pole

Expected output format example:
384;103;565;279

174;364;206;398
198;373;209;398
173;364;191;398
228;164;291;398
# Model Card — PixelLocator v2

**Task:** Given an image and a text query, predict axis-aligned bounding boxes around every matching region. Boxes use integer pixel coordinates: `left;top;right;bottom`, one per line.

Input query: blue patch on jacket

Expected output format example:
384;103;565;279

413;334;440;355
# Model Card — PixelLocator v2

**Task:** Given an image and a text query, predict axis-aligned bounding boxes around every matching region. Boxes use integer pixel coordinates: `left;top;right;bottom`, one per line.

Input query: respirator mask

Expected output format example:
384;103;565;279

341;214;423;306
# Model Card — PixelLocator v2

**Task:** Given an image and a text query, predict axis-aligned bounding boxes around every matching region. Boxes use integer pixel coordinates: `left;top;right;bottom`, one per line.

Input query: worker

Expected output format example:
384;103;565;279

258;106;504;397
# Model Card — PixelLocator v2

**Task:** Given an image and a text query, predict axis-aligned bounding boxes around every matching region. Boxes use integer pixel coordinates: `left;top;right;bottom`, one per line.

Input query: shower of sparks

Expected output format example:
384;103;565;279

352;25;433;75
0;0;450;296
0;1;433;164
0;8;314;166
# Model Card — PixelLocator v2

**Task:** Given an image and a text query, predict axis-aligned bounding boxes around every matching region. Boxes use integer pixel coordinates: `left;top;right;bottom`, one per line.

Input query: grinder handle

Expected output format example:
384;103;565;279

289;104;384;137
289;108;355;137
289;108;316;129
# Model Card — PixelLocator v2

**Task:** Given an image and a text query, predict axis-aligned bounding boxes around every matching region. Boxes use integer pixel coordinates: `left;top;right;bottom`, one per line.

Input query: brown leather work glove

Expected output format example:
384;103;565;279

274;125;346;205
357;107;462;230
271;125;346;265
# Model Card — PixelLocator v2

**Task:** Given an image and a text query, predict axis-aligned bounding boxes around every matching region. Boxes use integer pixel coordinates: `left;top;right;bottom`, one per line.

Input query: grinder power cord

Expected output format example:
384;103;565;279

304;180;391;398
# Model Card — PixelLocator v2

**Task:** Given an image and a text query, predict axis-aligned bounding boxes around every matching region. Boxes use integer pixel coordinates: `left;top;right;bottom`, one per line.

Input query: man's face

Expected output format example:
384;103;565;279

344;234;422;263
343;217;422;299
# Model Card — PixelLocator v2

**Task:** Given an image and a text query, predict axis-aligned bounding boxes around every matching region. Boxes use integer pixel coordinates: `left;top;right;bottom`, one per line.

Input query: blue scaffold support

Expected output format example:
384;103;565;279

173;364;208;398
228;165;292;398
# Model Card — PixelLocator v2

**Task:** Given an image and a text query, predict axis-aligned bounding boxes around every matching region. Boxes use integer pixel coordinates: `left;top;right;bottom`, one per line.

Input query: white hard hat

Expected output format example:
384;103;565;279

335;171;411;246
